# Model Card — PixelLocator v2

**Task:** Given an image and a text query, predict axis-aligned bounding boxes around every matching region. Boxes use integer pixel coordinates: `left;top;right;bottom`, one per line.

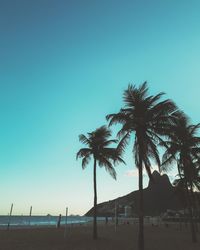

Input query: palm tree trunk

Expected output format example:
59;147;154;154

190;181;198;233
183;207;188;229
93;158;98;240
138;154;144;250
185;181;197;243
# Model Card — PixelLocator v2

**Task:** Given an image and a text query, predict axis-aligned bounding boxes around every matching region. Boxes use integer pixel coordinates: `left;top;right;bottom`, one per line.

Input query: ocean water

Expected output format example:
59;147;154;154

0;215;98;228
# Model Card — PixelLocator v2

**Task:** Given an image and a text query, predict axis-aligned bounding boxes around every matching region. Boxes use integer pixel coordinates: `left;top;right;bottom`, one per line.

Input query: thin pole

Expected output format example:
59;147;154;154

115;201;118;232
64;207;68;238
29;206;32;226
7;203;13;230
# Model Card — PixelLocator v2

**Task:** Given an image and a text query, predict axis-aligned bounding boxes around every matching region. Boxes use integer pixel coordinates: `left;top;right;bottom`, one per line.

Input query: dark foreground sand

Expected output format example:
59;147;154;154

0;223;200;250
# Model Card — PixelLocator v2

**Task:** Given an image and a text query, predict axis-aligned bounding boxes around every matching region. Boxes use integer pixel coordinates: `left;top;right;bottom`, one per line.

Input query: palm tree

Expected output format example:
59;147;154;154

173;176;189;229
76;125;125;240
192;160;200;191
106;82;176;250
161;112;200;242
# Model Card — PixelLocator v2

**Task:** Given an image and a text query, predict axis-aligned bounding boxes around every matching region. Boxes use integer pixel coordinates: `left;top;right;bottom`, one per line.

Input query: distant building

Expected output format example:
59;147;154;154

124;205;132;217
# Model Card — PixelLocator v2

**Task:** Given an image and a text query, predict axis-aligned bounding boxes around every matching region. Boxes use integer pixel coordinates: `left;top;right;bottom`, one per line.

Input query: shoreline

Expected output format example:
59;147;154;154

0;216;183;230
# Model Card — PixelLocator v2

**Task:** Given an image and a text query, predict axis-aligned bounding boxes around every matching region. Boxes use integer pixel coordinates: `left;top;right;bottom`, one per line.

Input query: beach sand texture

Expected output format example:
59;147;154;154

0;223;199;250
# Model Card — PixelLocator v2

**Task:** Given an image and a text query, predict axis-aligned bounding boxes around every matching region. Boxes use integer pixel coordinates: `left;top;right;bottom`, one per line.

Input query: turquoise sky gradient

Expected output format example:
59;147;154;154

0;0;200;215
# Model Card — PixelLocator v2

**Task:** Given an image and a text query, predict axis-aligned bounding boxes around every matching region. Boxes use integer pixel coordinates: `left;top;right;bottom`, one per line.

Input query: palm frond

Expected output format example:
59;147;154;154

98;157;117;180
101;139;118;147
76;148;92;160
161;153;176;172
106;112;128;126
117;132;131;155
143;158;153;181
82;155;91;169
79;134;90;145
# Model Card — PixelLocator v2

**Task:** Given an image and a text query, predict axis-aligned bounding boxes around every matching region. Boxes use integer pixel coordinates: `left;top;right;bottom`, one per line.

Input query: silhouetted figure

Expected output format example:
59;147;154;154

57;214;61;228
105;216;108;225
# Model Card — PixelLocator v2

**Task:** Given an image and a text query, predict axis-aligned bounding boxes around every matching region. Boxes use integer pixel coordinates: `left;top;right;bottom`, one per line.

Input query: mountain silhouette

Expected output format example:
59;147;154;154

85;171;182;216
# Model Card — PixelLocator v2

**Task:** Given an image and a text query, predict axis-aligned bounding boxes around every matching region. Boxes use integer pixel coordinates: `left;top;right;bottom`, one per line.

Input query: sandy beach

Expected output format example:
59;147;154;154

0;222;199;250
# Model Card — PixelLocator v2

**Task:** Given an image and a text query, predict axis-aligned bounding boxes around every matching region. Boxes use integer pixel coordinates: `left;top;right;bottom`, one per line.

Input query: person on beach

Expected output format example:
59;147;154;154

57;214;61;228
105;216;108;225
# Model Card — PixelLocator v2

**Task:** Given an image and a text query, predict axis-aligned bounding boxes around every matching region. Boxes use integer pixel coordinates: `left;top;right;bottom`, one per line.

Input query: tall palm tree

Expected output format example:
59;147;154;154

173;176;187;209
76;125;125;240
174;168;200;231
106;82;176;250
192;160;200;191
161;112;200;242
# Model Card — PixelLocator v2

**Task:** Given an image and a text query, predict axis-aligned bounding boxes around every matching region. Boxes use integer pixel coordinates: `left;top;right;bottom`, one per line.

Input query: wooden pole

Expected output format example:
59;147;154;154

7;203;13;230
115;201;118;232
29;206;32;226
64;207;68;238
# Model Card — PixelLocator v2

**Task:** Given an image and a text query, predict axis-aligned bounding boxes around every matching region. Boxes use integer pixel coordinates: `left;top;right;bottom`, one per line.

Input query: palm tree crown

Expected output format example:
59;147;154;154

161;113;200;183
76;125;125;179
107;82;177;178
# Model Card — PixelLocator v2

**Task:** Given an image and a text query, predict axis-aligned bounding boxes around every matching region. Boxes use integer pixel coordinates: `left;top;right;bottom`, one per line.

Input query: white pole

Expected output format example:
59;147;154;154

7;203;13;230
29;206;32;226
64;207;68;238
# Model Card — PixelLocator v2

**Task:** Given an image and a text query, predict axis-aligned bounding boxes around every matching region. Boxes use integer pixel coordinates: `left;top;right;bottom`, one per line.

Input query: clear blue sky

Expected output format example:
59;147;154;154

0;0;200;215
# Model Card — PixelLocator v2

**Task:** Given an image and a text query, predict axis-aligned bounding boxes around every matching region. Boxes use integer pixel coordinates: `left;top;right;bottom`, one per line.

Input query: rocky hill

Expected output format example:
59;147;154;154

85;171;183;216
